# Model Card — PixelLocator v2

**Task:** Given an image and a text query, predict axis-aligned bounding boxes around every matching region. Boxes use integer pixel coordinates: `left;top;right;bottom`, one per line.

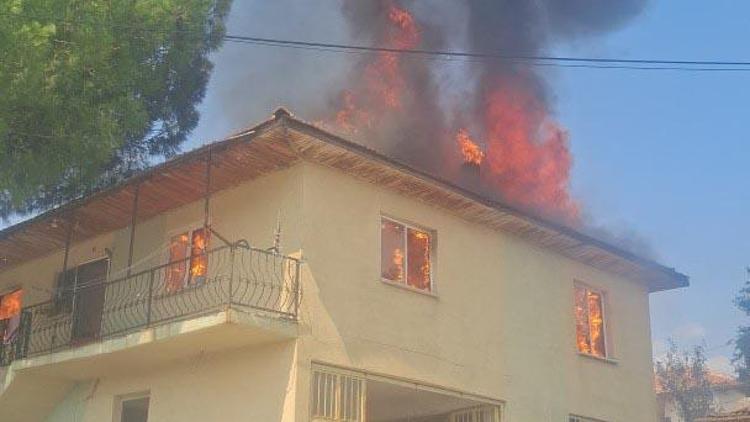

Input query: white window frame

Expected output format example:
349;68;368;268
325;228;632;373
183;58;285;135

310;368;366;422
570;415;608;422
113;392;150;422
164;226;210;290
450;405;502;422
574;282;610;360
379;216;436;294
311;364;505;422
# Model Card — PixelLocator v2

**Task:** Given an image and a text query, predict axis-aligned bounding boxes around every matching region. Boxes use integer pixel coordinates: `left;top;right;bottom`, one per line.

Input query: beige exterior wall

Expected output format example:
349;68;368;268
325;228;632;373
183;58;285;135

44;341;297;422
0;160;660;421
295;162;657;422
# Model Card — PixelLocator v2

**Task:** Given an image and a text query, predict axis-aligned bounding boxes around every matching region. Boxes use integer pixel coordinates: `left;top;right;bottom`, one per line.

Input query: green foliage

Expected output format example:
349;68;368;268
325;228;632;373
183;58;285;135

0;0;231;218
655;340;714;422
733;268;750;384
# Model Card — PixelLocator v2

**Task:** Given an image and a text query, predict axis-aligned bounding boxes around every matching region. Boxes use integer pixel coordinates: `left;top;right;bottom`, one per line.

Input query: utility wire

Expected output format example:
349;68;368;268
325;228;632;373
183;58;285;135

3;11;750;72
223;35;750;71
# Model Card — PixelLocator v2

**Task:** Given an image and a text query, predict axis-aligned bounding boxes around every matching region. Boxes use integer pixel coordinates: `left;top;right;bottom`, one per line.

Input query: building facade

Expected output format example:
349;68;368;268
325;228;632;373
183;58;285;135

0;110;687;421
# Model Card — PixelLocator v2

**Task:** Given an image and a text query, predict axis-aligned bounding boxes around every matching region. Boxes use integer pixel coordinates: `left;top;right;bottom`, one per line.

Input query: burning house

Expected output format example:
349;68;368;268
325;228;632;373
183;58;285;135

0;109;686;421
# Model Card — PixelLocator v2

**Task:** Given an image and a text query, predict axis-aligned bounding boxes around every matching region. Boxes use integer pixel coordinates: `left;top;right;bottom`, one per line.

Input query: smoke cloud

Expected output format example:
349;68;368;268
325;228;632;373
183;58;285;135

202;0;652;248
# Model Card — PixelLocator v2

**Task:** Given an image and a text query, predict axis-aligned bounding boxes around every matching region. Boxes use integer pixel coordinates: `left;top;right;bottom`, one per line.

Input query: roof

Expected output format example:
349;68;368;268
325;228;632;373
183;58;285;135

655;371;741;395
697;407;750;422
0;108;689;292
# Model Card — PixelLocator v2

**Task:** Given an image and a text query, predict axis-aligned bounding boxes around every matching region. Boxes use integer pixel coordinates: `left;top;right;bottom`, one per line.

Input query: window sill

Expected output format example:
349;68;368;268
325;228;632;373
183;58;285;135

577;352;618;365
380;279;438;298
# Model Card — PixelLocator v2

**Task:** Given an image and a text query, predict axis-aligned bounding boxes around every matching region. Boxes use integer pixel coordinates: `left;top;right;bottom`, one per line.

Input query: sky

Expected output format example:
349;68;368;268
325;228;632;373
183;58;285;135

4;1;748;375
186;1;750;374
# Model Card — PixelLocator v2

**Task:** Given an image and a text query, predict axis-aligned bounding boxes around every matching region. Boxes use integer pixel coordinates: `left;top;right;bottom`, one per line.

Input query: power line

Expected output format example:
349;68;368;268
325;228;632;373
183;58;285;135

3;11;750;72
223;35;750;72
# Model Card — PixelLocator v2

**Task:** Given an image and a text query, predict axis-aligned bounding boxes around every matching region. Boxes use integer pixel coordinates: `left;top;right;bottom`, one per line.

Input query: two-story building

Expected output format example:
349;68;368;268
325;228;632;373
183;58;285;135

0;109;688;421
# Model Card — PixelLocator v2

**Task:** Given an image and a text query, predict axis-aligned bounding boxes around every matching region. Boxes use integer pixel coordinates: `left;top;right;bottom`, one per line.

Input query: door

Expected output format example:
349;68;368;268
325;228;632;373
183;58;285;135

71;259;109;343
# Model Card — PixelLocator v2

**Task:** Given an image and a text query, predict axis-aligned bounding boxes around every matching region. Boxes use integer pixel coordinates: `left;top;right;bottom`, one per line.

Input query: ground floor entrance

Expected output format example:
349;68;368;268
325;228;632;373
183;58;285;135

311;365;503;422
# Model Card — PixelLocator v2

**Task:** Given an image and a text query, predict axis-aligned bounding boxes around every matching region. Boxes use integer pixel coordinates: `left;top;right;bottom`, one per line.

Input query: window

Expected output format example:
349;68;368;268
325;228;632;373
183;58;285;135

381;217;433;292
570;416;607;422
311;369;365;421
450;406;501;422
0;289;23;344
574;284;608;358
116;395;150;422
52;259;110;316
166;233;190;292
166;228;209;292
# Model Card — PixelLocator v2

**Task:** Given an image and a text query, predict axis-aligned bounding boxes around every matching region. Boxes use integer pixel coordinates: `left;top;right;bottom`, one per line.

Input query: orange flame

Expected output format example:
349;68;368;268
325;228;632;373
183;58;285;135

456;129;485;166
575;285;606;357
329;3;579;222
587;291;605;357
0;289;22;320
332;1;420;133
481;76;579;222
407;230;431;290
392;247;404;281
190;228;209;280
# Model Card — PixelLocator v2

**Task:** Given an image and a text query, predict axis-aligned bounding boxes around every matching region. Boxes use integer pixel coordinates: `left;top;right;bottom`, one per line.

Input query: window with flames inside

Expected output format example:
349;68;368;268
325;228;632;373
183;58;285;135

381;217;433;292
166;228;209;292
0;289;23;348
574;284;608;359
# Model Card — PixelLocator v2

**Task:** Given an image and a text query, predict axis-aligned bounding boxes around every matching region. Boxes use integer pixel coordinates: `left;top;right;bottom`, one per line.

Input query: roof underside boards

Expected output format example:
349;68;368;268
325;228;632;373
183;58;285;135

0;109;688;292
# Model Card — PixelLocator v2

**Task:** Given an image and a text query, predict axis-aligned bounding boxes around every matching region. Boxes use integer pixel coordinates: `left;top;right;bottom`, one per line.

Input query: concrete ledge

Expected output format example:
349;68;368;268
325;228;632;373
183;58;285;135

0;307;298;422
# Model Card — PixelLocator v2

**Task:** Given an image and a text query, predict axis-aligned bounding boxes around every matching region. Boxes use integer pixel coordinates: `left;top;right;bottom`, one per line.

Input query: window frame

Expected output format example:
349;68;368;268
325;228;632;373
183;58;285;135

53;256;111;314
113;391;150;422
0;288;23;345
573;282;611;360
164;226;211;292
310;367;366;422
570;415;608;422
379;215;437;295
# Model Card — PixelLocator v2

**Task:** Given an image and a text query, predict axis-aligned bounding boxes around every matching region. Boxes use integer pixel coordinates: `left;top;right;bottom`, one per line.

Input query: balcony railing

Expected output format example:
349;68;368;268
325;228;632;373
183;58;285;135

0;240;301;367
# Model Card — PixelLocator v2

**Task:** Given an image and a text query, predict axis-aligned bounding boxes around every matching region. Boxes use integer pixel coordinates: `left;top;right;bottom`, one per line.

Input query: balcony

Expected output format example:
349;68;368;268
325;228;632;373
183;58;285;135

0;240;301;369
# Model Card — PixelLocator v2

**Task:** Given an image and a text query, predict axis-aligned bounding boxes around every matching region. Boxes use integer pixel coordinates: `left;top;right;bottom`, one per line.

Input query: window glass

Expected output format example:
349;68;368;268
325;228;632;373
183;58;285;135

120;396;149;422
189;228;209;283
0;289;23;344
570;416;607;422
166;233;190;292
381;219;405;283
311;369;364;422
587;290;606;357
574;285;607;358
381;218;434;292
406;228;431;291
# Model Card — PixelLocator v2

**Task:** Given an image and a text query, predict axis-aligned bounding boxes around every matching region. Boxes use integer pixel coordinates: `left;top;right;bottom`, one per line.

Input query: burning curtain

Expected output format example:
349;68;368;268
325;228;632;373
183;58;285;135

574;285;606;358
380;218;432;291
0;289;23;344
381;219;405;282
166;228;209;292
189;228;209;283
166;233;190;292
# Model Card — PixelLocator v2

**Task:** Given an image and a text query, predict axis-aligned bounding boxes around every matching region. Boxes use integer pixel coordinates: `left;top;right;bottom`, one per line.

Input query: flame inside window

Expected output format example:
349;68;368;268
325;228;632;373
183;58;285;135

0;289;23;344
167;233;190;292
381;220;405;282
407;228;431;291
189;228;209;283
574;285;606;358
381;218;433;291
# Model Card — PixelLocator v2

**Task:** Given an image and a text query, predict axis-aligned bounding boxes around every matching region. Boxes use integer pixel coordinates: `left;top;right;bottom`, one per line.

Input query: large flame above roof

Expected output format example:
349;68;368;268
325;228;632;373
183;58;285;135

322;1;587;223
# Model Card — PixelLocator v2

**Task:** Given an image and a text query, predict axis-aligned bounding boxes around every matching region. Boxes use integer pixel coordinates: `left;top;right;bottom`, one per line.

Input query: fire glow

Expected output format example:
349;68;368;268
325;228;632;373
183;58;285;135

327;1;581;223
456;129;484;166
334;1;420;134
